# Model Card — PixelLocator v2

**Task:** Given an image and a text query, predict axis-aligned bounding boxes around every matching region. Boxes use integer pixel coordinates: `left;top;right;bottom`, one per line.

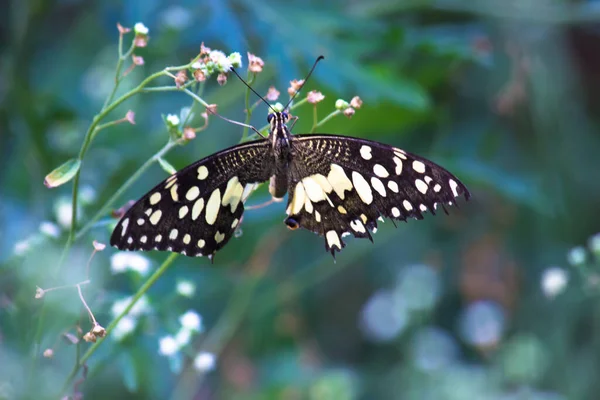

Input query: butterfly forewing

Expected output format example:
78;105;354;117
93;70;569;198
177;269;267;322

285;135;470;254
110;140;273;257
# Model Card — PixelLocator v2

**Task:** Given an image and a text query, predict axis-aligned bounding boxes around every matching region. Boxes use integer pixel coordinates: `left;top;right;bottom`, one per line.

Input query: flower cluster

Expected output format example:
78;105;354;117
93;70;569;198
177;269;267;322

191;43;242;85
335;96;363;118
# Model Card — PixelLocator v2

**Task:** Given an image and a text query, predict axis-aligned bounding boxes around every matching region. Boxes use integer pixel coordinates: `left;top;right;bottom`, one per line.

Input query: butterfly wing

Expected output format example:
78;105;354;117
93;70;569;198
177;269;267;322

285;134;470;255
110;140;273;258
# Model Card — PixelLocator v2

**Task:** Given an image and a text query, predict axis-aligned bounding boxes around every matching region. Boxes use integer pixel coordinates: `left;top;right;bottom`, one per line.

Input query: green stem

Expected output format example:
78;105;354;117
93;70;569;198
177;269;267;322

60;253;179;396
314;110;341;130
311;104;318;133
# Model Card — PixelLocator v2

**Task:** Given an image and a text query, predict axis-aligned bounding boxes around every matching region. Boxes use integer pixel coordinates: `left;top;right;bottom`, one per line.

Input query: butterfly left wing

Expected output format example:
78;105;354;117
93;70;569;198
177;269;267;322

110;139;273;258
285;134;470;255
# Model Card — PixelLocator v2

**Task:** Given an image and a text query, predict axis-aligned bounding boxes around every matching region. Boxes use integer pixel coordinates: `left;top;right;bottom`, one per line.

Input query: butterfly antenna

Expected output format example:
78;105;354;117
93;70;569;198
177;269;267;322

285;55;325;110
229;66;277;113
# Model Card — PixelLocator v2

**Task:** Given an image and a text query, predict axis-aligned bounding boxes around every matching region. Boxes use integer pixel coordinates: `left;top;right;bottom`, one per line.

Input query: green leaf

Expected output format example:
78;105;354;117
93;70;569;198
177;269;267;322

158;157;177;175
44;158;81;188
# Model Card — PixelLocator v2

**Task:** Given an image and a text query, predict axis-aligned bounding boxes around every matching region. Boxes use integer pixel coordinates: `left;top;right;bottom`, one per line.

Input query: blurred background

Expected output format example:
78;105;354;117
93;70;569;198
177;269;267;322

2;0;600;399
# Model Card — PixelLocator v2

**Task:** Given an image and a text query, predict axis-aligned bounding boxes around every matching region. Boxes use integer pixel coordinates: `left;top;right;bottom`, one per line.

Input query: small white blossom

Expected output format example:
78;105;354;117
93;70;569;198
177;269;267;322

567;246;586;266
134;22;149;35
54;197;73;228
589;233;600;255
166;114;180;127
209;50;231;72
39;221;60;238
111;295;151;318
228;52;242;68
110;252;151;276
176;280;196;297
193;352;216;372
179;310;202;332
14;240;30;256
159;335;179;356
174;327;192;347
541;267;568;298
112;315;137;341
272;102;284;112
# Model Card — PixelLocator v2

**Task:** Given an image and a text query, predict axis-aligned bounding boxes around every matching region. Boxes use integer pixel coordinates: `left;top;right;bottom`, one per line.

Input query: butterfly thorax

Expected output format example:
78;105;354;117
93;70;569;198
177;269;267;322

268;111;294;199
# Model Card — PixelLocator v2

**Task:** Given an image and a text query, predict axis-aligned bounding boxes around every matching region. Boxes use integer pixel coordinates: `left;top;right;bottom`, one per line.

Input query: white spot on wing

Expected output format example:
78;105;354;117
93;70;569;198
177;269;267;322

412;160;426;174
360;145;372;160
222;176;244;212
169;229;178;240
434;184;442;192
155;234;162;242
415;179;428;194
179;205;189;219
391;207;401;217
393;157;403;175
373;164;389;178
185;186;200;201
419;204;427;212
215;231;225;243
387;181;399;193
141;236;147;243
205;189;221;225
197;165;208;180
121;218;129;237
327;164;353;200
291;181;306;214
302;176;327;202
197;239;205;248
191;198;204;221
183;234;191;245
326;230;342;250
403;200;413;211
352;171;373;205
137;218;145;226
170;184;179;202
350;219;366;233
449;179;459;197
371;177;386;197
149;192;161;205
149;210;162;225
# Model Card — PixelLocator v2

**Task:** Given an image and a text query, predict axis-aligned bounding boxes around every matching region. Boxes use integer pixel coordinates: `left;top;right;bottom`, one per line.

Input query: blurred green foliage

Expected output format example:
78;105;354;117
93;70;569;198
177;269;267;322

2;0;600;399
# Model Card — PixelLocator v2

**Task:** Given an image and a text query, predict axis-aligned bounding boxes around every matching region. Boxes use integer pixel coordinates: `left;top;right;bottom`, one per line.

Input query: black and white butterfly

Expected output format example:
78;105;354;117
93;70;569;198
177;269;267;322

110;59;470;259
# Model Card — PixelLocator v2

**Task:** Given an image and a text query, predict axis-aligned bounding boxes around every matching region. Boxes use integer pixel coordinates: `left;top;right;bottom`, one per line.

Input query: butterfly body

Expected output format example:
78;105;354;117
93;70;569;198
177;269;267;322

110;111;470;258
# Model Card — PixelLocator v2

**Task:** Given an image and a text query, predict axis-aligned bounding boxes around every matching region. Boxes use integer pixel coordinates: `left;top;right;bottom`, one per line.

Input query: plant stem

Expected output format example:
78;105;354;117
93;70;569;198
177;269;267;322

60;253;179;396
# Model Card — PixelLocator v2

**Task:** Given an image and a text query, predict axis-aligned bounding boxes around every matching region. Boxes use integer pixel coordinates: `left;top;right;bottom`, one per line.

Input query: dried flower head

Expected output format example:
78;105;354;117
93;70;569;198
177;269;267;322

92;323;107;338
343;107;356;118
175;70;188;88
217;72;228;86
307;90;325;104
35;286;44;299
193;69;206;82
206;104;218;115
350;96;363;109
117;23;131;35
228;52;243;68
93;240;106;251
125;110;136;125
43;349;54;358
132;55;145;66
248;53;264;73
266;86;280;102
288;79;304;97
83;332;97;343
183;127;196;141
200;42;211;56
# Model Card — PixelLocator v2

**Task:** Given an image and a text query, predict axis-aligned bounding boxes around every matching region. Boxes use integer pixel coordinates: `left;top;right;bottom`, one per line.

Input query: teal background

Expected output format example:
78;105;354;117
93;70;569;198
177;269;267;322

1;0;600;399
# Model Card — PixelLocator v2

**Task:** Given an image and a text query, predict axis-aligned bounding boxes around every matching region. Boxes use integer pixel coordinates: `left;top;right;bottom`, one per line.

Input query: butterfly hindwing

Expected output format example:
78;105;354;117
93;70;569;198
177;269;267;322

110;140;273;257
285;135;470;254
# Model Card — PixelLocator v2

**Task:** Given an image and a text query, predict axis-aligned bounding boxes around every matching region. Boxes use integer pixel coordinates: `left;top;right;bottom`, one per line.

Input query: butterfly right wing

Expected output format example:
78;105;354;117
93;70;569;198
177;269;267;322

110;139;274;258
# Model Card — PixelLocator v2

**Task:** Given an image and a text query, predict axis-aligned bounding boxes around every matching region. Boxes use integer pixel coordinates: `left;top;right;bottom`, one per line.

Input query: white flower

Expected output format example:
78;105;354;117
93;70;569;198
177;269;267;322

272;102;284;112
112;315;137;341
111;295;151;318
541;267;568;298
39;221;60;238
159;335;179;356
174;327;192;347
14;240;30;256
228;52;242;68
166;114;180;126
567;246;586;266
193;352;216;372
134;22;149;35
179;310;202;332
176;280;196;297
589;233;600;255
54;197;73;228
110;252;151;276
209;50;231;72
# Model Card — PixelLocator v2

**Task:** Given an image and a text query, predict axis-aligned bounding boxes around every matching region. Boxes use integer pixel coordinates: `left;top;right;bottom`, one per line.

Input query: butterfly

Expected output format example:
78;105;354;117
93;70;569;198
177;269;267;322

110;58;470;260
